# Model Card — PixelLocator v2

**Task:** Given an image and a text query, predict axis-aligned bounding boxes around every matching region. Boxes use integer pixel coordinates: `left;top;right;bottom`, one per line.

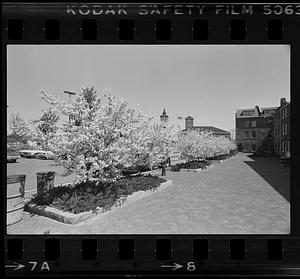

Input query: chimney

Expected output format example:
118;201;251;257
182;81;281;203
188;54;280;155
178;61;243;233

255;105;260;116
280;98;287;107
185;116;194;130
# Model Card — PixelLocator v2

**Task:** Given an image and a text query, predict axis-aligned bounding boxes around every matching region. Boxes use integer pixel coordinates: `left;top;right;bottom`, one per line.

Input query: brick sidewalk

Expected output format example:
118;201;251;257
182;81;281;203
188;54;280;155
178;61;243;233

7;153;290;234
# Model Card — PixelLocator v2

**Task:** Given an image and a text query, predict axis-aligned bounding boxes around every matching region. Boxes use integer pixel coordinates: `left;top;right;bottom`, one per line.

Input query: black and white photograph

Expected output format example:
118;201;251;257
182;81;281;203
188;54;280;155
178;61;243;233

6;45;290;234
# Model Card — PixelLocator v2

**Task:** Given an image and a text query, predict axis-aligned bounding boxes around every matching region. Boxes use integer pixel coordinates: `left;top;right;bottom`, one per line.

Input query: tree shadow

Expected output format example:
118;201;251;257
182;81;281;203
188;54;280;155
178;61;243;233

244;155;290;202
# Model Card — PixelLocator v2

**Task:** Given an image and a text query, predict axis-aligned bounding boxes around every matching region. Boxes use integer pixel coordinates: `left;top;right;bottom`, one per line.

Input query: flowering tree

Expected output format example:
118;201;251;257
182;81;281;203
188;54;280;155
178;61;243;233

175;129;236;162
38;87;168;182
209;136;236;157
175;130;212;161
8;113;32;145
30;108;59;150
146;123;175;175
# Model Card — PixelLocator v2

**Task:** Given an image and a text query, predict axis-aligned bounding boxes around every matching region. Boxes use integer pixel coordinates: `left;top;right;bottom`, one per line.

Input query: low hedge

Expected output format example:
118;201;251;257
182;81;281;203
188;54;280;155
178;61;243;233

170;160;211;171
31;175;166;214
121;165;151;176
207;154;230;161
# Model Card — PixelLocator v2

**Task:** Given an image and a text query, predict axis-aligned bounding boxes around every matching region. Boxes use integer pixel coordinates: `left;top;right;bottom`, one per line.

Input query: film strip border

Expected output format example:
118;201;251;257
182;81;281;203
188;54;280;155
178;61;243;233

2;17;296;42
3;17;291;42
3;2;300;276
2;4;300;43
4;237;300;275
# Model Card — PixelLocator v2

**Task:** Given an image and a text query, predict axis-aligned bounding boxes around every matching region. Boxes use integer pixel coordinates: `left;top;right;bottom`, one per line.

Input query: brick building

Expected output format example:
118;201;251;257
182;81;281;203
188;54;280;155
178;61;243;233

184;116;230;138
274;98;290;157
235;106;277;152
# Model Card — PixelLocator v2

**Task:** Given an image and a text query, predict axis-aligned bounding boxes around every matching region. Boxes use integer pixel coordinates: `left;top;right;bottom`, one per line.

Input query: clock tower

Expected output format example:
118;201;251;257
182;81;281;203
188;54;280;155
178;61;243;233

160;108;169;125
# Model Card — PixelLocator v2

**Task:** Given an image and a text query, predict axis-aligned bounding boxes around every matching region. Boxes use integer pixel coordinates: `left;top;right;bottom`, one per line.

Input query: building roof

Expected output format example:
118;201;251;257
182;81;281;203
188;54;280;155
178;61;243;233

276;101;290;111
260;106;278;112
236;106;278;118
183;126;230;134
236;108;259;118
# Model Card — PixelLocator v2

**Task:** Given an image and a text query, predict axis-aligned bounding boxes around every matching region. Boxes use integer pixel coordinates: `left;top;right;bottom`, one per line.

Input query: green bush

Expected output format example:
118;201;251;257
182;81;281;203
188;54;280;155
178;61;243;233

170;164;181;172
170;160;211;171
121;165;151;176
115;174;166;196
207;154;230;161
32;175;166;214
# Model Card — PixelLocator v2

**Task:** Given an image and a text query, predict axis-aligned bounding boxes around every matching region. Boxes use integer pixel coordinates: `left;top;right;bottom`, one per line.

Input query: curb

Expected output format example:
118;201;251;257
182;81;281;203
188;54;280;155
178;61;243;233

24;180;173;225
180;164;212;173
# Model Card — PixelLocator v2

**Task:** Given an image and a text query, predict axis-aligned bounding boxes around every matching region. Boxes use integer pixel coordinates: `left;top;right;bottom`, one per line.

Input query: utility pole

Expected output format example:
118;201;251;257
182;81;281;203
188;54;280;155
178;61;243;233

63;90;76;122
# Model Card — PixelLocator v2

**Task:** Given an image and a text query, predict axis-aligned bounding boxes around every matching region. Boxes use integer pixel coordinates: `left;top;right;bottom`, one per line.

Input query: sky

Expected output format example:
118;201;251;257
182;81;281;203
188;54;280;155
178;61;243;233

7;45;290;133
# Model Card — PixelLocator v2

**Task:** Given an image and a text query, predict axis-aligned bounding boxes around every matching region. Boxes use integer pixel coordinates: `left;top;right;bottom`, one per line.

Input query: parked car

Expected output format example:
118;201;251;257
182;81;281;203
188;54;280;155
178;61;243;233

34;151;54;160
7;151;20;163
19;149;42;158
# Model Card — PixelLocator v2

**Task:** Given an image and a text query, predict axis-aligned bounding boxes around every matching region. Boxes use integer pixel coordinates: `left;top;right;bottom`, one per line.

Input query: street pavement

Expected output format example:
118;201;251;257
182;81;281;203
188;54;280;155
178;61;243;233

7;153;290;234
7;158;76;197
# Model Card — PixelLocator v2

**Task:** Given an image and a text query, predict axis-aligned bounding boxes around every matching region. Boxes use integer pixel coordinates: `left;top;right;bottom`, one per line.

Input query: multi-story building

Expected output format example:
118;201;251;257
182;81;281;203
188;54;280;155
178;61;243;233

184;116;230;138
274;98;290;157
235;105;278;152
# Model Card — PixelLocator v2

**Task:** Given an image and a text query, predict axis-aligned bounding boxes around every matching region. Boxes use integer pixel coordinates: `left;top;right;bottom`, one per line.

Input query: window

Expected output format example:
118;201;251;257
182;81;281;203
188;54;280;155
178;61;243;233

285;141;288;155
282;123;288;135
244;121;249;128
244;131;249;138
267;119;273;127
251;144;256;152
251;131;256;138
251;120;256;127
284;123;287;135
284;107;287;118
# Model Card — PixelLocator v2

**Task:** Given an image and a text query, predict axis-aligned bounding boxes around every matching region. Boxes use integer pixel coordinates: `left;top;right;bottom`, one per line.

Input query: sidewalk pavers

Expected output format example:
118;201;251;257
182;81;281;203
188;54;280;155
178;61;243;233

7;153;290;234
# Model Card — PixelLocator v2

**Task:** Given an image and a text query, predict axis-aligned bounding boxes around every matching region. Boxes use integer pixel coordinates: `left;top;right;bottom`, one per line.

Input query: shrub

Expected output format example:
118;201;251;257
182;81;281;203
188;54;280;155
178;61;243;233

32;175;166;213
121;164;151;176
170;160;211;171
207;154;229;161
181;160;211;169
170;164;181;172
115;175;166;196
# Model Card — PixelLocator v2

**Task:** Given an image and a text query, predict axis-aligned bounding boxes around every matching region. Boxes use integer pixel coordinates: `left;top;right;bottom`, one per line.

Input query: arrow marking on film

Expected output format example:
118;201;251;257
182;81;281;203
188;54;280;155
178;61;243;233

161;262;183;271
5;262;25;271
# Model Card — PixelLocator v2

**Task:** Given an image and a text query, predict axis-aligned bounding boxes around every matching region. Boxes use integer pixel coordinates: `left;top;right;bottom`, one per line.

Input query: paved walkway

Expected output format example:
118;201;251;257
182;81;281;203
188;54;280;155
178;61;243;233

7;153;290;234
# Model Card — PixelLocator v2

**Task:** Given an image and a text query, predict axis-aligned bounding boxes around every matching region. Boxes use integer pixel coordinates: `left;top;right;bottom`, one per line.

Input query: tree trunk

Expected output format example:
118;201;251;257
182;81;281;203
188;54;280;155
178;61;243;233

161;162;166;176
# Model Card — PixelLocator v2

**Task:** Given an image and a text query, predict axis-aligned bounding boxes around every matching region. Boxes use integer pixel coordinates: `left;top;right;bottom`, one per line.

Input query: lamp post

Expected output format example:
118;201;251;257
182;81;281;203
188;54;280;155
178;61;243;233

230;129;235;141
177;115;184;131
63;90;76;122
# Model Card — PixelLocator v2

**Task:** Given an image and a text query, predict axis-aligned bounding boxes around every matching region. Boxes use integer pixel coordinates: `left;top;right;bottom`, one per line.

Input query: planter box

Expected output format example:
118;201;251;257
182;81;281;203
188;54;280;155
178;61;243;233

24;203;96;224
209;159;222;163
24;180;172;224
180;165;211;173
